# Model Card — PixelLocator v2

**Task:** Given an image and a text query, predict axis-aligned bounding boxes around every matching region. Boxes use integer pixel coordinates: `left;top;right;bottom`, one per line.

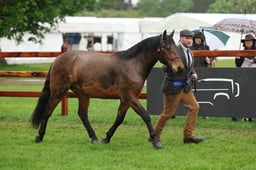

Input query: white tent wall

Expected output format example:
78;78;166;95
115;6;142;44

76;32;143;51
117;33;143;50
57;17;162;51
0;31;62;52
0;30;62;64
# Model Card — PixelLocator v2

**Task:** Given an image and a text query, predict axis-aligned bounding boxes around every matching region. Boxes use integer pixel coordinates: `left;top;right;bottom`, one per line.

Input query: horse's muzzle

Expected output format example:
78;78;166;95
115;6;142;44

177;67;183;73
171;64;184;73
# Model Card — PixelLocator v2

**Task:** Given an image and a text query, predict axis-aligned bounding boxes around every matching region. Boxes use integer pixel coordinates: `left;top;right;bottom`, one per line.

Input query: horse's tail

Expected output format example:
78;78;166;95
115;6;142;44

31;66;52;129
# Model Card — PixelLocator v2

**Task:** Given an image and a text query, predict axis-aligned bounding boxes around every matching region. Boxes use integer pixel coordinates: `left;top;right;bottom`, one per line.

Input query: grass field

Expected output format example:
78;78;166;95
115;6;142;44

1;60;256;170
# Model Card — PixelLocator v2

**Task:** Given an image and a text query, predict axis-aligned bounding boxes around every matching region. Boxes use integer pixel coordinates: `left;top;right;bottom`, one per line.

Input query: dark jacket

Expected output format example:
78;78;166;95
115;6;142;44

190;43;210;67
235;45;256;67
161;45;196;95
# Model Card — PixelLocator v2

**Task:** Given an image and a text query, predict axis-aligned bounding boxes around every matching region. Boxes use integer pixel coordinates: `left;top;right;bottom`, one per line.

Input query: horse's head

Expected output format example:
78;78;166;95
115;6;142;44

158;30;184;73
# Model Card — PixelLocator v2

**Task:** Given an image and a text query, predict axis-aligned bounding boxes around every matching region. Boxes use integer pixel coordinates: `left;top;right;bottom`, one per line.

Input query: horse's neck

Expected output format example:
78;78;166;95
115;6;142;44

138;51;158;80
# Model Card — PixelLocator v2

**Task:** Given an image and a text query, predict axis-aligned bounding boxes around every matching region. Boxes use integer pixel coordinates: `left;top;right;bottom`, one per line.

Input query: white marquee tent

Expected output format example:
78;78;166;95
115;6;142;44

57;16;162;51
2;13;256;63
140;13;256;49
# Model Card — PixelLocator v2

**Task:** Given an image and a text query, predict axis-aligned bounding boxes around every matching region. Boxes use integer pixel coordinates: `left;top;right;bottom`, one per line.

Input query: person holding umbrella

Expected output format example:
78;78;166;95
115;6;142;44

190;31;211;67
190;31;216;120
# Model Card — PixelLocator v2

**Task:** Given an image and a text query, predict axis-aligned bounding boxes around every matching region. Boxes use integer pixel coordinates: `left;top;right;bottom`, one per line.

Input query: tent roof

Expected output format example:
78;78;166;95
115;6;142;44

140;13;256;33
57;13;256;34
141;13;211;33
57;16;162;33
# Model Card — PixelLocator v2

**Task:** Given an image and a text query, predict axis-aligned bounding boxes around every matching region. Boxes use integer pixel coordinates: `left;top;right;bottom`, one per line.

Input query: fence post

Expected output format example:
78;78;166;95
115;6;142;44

61;95;68;116
61;41;68;116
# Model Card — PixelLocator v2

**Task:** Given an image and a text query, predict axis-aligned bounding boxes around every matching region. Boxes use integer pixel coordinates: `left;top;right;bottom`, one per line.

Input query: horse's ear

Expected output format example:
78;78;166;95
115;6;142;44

170;29;175;38
161;30;167;41
159;30;167;51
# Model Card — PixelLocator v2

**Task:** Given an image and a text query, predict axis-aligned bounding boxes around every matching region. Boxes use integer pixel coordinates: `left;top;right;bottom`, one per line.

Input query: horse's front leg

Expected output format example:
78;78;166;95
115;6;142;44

77;95;98;144
102;102;129;144
129;97;162;149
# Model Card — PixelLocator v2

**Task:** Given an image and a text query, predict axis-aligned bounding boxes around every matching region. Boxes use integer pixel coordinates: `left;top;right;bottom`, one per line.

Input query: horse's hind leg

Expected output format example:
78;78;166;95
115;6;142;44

77;95;98;144
35;95;65;142
35;88;69;142
102;102;129;144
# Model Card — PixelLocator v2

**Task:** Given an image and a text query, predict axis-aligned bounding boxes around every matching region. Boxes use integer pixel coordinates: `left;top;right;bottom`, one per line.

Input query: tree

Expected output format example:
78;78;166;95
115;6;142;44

97;0;133;10
137;0;193;17
0;0;96;44
137;0;162;17
208;0;256;13
189;0;216;13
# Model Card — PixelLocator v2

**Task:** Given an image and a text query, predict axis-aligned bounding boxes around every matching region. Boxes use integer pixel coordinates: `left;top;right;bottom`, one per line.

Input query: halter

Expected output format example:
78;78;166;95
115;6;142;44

158;45;181;62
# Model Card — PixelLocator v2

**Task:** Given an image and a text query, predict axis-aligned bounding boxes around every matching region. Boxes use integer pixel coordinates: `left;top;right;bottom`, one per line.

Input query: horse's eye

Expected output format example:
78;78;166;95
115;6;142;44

161;46;170;51
165;47;171;51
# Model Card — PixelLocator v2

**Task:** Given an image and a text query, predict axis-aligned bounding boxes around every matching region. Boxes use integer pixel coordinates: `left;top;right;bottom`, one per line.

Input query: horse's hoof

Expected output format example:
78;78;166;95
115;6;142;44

102;138;110;144
91;139;99;144
153;140;162;149
35;136;42;143
148;137;162;149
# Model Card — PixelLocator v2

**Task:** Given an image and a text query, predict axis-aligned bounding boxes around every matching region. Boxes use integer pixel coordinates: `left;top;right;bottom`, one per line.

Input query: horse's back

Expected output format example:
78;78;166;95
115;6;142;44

55;50;110;63
50;51;120;96
52;51;112;71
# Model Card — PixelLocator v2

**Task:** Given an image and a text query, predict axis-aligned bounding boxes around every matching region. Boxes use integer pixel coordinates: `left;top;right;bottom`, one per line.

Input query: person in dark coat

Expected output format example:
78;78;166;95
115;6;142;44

235;34;256;67
190;31;211;67
190;31;214;119
233;34;256;122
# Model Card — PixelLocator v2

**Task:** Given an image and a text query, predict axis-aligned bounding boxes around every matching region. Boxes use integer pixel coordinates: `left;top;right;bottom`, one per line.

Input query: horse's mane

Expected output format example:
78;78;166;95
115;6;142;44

115;35;161;59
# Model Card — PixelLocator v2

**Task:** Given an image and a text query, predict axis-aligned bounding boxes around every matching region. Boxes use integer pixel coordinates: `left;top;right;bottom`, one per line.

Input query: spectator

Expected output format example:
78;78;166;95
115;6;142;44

235;34;256;68
233;34;256;122
190;31;211;67
190;31;213;119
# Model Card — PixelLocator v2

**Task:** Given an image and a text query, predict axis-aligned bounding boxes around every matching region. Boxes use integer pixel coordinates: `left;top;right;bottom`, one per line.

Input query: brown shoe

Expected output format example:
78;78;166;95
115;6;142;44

184;136;204;144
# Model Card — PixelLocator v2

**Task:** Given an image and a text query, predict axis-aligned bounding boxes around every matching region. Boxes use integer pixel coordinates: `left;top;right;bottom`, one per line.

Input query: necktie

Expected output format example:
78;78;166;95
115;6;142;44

187;49;191;67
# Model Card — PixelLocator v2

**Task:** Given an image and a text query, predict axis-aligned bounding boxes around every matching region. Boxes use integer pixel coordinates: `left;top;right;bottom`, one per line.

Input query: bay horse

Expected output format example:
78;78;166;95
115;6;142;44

31;30;184;149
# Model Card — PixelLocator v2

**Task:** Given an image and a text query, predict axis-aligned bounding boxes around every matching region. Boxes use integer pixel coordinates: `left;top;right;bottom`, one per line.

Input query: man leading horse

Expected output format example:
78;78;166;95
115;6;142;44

152;29;204;146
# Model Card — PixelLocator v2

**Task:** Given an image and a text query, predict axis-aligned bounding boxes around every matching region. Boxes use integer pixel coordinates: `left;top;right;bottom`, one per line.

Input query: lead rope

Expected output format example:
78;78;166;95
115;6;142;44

192;79;197;93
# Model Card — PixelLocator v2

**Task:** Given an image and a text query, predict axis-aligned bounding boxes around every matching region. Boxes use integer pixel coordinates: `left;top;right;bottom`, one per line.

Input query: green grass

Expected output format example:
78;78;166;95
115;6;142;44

215;58;236;67
0;63;51;71
1;96;256;170
1;60;255;170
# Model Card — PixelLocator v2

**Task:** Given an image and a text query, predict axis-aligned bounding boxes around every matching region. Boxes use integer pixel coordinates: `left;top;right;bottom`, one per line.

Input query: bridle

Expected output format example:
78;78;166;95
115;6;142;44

158;45;181;62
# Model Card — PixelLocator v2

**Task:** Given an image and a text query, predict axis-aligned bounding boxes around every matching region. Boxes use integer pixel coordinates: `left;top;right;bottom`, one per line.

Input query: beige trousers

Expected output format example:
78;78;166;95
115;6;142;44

154;90;199;139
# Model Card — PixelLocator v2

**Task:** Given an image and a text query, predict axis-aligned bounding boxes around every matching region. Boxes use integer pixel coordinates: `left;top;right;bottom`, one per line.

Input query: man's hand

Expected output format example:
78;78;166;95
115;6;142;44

206;57;211;64
191;73;198;80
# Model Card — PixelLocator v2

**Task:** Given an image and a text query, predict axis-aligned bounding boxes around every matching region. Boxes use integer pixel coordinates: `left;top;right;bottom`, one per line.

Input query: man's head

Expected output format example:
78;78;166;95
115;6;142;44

180;29;193;47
